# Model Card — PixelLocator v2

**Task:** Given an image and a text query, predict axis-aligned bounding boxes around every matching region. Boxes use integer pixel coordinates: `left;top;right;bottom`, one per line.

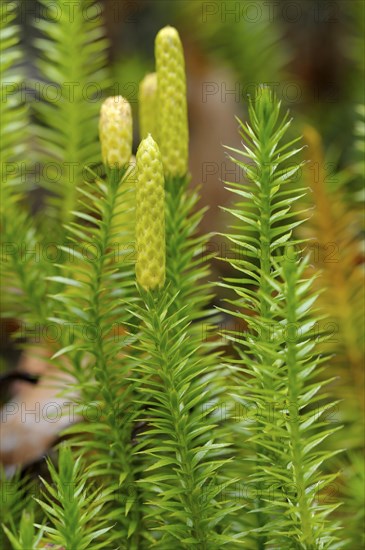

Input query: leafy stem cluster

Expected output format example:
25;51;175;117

0;3;352;549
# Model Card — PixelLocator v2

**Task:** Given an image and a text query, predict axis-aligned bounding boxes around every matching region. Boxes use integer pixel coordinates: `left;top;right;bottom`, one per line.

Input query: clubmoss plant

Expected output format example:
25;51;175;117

0;0;51;326
48;94;143;547
35;445;112;549
222;88;343;548
132;134;237;546
33;0;110;239
2;509;44;550
0;467;37;549
0;5;355;549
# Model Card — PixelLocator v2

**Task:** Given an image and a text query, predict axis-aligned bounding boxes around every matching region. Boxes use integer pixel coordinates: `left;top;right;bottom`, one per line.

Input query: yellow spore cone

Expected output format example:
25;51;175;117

99;96;132;168
155;26;188;178
135;135;165;290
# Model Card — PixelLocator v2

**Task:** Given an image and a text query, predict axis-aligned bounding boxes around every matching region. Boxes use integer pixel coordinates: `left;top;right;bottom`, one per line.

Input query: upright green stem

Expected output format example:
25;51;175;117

142;290;210;547
255;135;275;550
284;259;316;548
3;216;48;324
165;176;210;321
165;177;187;311
61;25;80;231
89;167;140;548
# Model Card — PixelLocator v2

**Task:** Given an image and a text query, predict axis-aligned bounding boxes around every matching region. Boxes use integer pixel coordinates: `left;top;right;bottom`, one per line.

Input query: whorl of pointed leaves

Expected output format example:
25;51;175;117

47;150;140;541
249;251;343;548
132;289;238;546
138;72;158;140
0;467;37;549
155;26;189;177
223;86;305;285
222;87;343;547
0;0;27;186
33;0;110;228
99;96;132;168
2;509;44;550
135;135;166;290
35;446;112;549
0;1;53;324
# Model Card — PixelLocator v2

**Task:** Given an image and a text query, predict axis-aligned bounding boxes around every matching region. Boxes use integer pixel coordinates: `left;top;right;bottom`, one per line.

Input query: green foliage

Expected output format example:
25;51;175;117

0;4;359;548
36;445;112;549
0;0;54;323
48;164;142;546
0;0;27;182
222;88;343;548
1;0;111;323
131;287;237;547
33;0;110;236
165;176;213;319
0;467;36;549
2;509;44;550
